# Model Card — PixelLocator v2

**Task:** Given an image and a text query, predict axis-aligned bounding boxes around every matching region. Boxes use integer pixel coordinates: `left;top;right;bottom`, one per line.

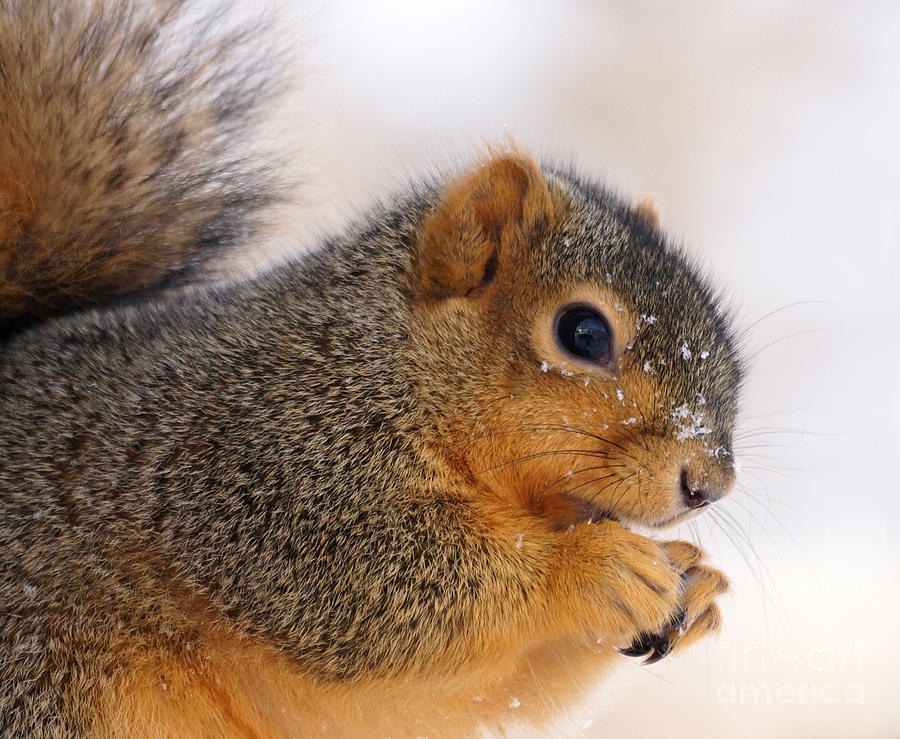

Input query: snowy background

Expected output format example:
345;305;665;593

250;1;898;736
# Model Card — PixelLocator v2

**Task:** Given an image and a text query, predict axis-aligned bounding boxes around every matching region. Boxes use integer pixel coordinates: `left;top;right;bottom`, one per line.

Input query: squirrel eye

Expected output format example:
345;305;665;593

555;306;612;365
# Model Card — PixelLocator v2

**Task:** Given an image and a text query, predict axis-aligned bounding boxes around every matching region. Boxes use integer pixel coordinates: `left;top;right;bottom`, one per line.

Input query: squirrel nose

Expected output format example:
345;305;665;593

679;462;735;509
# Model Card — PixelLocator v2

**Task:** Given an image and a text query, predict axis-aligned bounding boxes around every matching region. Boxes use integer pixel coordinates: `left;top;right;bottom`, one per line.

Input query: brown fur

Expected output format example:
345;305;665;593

0;0;284;337
0;4;743;735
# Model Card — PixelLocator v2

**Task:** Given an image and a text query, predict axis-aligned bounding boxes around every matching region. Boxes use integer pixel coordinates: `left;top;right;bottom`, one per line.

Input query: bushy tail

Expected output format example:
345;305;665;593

0;0;286;336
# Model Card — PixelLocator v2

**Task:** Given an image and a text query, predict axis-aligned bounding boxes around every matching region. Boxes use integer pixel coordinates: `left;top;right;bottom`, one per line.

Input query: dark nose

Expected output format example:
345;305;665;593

680;463;734;509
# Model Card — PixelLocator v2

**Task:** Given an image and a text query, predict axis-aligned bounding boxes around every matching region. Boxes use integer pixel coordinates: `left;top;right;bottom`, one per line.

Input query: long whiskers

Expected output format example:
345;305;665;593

704;506;791;639
533;465;621;498
472;448;623;479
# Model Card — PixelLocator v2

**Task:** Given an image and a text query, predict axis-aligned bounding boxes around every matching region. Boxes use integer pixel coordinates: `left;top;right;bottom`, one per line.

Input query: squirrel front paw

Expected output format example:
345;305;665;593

581;521;683;639
618;541;729;663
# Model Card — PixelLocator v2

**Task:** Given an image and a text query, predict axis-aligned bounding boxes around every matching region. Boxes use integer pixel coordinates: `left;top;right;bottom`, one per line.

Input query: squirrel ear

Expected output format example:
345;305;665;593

414;153;553;301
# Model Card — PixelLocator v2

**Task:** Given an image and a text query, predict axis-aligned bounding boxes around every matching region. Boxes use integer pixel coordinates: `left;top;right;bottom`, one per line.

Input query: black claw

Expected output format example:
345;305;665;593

618;631;655;658
643;639;671;664
618;643;652;658
619;609;686;664
618;630;669;660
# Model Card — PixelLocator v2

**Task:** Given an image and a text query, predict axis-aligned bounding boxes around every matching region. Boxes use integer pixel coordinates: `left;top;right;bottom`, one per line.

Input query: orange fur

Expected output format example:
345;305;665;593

95;613;619;738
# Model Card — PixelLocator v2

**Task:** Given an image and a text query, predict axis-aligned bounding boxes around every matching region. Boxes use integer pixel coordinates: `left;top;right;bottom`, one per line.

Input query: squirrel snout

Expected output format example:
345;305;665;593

679;459;735;509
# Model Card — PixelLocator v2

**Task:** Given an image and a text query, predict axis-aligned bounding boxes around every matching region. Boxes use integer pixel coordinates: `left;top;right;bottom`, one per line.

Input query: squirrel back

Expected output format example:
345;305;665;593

0;0;284;339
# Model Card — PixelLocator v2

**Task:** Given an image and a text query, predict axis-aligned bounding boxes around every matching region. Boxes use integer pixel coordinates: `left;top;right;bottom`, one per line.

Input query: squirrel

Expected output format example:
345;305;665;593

0;0;742;737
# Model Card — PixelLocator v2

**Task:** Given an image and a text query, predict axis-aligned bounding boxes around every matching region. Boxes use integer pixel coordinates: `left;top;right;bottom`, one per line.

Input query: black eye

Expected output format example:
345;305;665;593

556;306;612;365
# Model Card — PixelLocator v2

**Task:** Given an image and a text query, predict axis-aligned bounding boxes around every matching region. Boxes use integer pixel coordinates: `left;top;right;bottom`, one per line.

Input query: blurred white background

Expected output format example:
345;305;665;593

260;1;899;736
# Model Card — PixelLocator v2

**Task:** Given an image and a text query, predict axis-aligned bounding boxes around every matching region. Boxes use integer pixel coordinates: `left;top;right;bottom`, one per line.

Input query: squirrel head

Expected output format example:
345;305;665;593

408;152;742;531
